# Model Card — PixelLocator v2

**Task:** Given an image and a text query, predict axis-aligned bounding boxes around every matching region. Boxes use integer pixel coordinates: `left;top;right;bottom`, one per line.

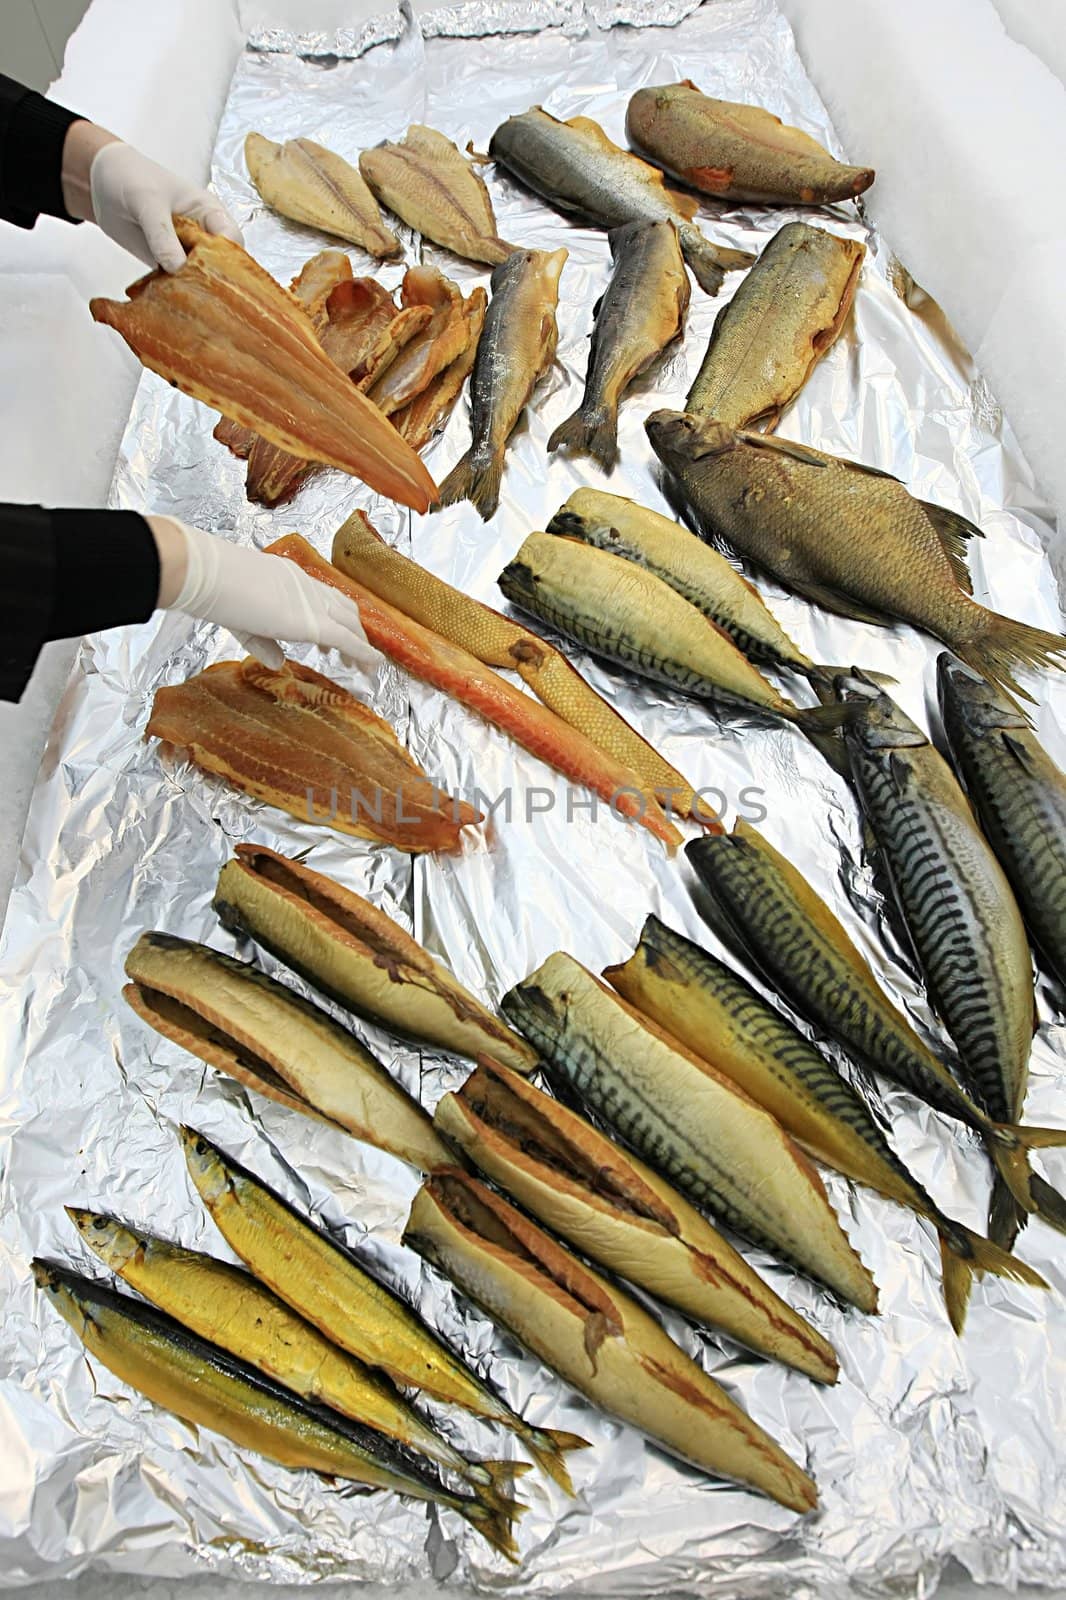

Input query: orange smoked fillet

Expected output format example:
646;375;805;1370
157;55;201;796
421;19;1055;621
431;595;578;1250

89;217;437;511
146;658;479;852
269;535;682;849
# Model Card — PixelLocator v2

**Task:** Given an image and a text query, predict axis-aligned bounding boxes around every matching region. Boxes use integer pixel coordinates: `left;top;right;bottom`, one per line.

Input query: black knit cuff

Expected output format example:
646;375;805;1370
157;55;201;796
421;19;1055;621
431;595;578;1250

4;89;82;226
49;510;160;640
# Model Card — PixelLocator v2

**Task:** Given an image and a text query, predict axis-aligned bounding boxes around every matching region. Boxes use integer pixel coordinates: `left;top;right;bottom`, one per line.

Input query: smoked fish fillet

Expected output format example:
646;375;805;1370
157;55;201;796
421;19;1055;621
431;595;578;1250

269;535;683;850
89;217;437;511
392;286;487;450
146;657;480;852
245;133;401;257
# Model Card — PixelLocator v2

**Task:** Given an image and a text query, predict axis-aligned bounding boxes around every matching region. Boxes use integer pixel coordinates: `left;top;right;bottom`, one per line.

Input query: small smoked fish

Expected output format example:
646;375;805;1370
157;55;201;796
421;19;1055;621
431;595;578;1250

626;84;873;205
244;132;401;256
404;1172;818;1512
501;951;877;1310
360;124;514;266
686;222;864;427
548;220;689;470
606;915;1046;1333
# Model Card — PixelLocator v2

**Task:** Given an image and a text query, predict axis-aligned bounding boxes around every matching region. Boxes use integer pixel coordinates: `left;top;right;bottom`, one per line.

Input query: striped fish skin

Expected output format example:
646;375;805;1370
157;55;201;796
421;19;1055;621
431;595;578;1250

938;654;1066;990
605;915;1047;1332
500;952;877;1311
546;487;816;677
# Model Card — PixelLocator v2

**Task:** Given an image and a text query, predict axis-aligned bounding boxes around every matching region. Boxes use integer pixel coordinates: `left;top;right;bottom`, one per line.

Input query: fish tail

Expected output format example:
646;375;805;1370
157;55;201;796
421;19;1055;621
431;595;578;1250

801;663;898;690
1011;1122;1066;1150
1029;1172;1066;1233
937;1222;1048;1335
456;1496;521;1563
677;231;724;296
955;612;1066;708
790;700;852;775
434;450;473;511
988;1173;1028;1253
472;1459;531;1521
547;405;619;471
986;1127;1038;1219
521;1426;590;1496
436;448;504;521
987;1122;1066;1241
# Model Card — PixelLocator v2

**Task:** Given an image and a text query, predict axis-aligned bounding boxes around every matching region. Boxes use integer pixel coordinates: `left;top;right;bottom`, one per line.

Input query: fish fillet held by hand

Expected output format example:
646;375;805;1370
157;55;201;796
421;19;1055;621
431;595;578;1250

548;220;689;470
146;656;480;852
686;222;864;426
67;1212;524;1548
548;487;818;679
501;951;877;1311
212;843;537;1074
404;1172;818;1512
181;1126;588;1491
490;108;755;295
648;412;1066;706
626;84;874;205
607;915;1047;1334
436;247;567;520
244;132;401;256
328;513;711;829
435;1060;839;1383
33;1261;516;1556
123;930;452;1172
360;124;515;265
269;533;681;848
686;822;1066;1239
90;218;436;510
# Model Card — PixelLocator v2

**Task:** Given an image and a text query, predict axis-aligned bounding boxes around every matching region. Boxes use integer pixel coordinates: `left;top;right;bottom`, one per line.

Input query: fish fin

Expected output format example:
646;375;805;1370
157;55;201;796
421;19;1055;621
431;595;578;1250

1001;730;1041;775
481;1459;534;1504
1029;1171;1066;1233
803;663;897;689
522;1427;590;1496
1013;1122;1066;1149
786;578;893;627
437;450;504;521
547;405;618;470
988;1174;1028;1253
677;232;724;296
955;614;1066;710
938;1224;1047;1335
435;450;472;510
736;431;829;468
794;703;852;733
457;1499;521;1563
887;751;914;796
920;501;982;595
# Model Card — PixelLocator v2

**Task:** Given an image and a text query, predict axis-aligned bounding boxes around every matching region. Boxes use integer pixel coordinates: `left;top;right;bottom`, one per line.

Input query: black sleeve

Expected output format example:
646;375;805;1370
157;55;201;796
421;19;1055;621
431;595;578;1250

0;505;160;701
0;72;83;229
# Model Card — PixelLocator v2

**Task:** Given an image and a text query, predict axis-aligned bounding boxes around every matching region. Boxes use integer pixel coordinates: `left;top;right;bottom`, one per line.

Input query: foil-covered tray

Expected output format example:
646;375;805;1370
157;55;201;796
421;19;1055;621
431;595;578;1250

2;0;1065;1591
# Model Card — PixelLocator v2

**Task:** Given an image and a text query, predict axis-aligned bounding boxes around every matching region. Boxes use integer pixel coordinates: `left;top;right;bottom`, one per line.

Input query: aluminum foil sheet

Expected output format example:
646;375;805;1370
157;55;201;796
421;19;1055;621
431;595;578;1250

2;0;1065;1591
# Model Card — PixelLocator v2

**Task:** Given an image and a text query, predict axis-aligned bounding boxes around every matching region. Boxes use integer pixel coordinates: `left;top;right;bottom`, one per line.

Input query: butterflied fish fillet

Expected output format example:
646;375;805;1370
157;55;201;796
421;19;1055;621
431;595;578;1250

368;267;472;417
245;131;401;256
392;286;487;450
360;124;514;265
146;656;480;852
91;218;436;510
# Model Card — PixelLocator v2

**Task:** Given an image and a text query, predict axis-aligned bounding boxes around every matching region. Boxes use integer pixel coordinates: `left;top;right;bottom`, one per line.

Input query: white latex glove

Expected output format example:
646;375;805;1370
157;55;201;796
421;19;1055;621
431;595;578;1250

151;516;374;669
88;141;243;272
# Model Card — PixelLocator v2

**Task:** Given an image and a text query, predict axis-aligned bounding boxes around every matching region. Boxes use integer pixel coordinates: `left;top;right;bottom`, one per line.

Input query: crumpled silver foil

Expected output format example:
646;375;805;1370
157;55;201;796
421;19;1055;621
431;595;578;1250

2;0;1065;1592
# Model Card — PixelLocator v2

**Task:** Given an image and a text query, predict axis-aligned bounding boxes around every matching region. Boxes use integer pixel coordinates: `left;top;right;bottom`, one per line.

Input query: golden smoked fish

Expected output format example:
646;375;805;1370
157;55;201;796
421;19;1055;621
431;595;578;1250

34;1261;515;1555
268;534;682;848
123;930;451;1173
686;222;864;427
501;952;877;1310
68;1211;524;1538
182;1127;588;1491
360;124;515;265
626;84;874;205
145;656;481;853
435;1060;839;1382
606;915;1047;1332
368;267;474;417
404;1172;818;1513
392;286;487;450
329;512;712;827
436;247;567;520
489;108;754;295
647;413;1066;707
212;843;537;1074
686;822;1066;1237
547;487;818;679
547;220;689;470
89;219;436;511
244;132;401;256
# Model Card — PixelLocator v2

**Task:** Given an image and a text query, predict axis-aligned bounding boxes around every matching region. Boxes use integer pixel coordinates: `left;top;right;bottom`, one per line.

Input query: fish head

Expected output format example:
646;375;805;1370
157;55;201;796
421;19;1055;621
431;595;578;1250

835;671;927;752
179;1125;231;1206
936;652;1026;734
65;1209;143;1274
32;1259;93;1338
645;409;736;470
498;977;557;1041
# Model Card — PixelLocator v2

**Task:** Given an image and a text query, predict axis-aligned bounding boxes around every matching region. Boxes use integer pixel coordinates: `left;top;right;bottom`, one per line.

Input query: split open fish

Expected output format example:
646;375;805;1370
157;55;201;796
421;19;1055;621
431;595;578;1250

89;218;436;511
245;131;401;256
212;842;536;1074
435;1059;839;1382
404;1172;818;1512
685;222;864;427
360;124;515;265
123;929;451;1172
145;656;480;852
626;84;874;205
501;951;877;1310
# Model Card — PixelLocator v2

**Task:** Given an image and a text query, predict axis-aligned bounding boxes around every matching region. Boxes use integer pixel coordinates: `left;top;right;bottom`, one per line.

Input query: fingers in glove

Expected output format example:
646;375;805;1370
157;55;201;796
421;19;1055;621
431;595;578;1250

231;631;285;668
142;210;188;273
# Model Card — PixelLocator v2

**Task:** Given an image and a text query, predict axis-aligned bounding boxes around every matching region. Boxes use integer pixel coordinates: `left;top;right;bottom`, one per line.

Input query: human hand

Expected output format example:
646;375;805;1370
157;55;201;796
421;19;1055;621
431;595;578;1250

149;516;374;667
62;122;243;272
